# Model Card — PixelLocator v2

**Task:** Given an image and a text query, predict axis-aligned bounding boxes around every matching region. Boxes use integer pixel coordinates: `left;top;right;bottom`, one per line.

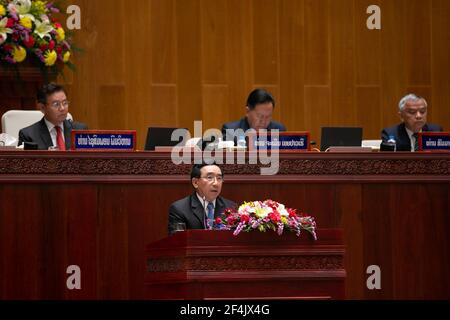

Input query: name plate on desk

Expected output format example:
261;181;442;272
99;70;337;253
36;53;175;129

71;130;137;151
419;132;450;151
249;131;310;151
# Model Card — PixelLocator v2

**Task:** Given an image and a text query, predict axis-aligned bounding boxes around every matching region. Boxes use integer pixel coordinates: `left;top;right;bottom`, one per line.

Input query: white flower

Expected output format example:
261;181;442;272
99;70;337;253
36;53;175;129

277;204;289;216
34;18;53;39
0;17;13;45
12;0;35;21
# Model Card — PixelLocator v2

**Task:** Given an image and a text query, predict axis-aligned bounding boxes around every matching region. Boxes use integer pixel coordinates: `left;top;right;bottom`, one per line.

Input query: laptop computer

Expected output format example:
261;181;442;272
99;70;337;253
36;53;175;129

320;127;363;151
144;127;187;151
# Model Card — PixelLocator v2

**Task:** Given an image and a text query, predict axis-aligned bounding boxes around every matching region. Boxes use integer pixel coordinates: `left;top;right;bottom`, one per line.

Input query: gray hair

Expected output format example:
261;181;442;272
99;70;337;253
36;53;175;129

398;93;427;111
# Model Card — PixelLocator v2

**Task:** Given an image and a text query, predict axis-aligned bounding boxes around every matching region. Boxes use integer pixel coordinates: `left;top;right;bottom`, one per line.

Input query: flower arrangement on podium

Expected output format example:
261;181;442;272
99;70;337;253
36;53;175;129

214;200;317;239
0;0;74;74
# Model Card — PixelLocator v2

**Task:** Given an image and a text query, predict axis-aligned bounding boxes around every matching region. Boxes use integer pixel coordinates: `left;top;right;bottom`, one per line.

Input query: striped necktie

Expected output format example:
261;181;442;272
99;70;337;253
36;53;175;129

207;202;214;229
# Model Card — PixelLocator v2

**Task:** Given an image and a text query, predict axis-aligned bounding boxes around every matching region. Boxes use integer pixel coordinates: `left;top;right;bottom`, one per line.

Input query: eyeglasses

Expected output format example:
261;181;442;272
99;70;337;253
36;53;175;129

49;100;70;109
200;175;224;183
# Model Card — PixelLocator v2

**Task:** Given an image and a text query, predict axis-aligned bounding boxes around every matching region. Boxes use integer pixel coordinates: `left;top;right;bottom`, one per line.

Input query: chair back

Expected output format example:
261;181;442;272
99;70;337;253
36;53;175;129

1;110;73;140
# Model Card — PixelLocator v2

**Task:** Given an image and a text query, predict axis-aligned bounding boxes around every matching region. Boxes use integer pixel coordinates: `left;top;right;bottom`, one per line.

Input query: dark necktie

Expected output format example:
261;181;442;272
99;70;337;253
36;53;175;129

207;202;214;229
55;126;66;150
412;133;418;152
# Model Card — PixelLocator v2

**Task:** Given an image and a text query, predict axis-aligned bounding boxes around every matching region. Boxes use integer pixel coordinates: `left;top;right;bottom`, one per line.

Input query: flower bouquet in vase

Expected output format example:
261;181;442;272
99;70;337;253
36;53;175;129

214;199;317;239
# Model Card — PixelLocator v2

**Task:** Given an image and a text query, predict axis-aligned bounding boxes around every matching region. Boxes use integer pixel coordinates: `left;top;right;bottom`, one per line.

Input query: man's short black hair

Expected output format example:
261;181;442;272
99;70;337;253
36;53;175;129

37;83;65;105
246;88;275;110
190;163;223;180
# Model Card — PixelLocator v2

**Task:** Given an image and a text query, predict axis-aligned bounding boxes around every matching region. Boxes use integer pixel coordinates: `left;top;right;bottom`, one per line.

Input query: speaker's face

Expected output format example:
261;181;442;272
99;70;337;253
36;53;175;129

192;165;223;202
399;99;427;133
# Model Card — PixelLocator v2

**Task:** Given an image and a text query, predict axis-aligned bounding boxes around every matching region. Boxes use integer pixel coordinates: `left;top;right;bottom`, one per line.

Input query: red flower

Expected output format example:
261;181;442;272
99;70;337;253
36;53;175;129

48;40;55;50
56;46;63;54
240;214;250;223
6;18;15;28
268;212;281;223
3;44;13;51
53;22;62;28
288;208;297;218
226;216;236;226
214;217;222;225
40;43;48;51
24;36;35;48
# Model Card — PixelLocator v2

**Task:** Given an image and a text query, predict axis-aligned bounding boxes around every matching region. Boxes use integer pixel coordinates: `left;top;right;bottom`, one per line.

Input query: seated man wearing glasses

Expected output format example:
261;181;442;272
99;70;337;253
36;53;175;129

18;83;87;150
168;163;236;235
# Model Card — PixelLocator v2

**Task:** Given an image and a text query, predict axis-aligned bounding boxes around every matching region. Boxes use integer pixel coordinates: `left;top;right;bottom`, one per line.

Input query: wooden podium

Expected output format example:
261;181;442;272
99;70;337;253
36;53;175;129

145;229;345;300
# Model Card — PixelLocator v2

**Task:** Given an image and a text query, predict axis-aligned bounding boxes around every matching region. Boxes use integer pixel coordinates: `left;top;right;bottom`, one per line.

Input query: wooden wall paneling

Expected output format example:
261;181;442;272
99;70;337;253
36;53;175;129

304;87;330;147
405;0;432;86
356;87;382;139
226;0;254;122
201;0;227;85
0;186;44;299
330;0;355;126
93;0;125;84
124;0;152;149
354;0;381;86
63;185;98;299
97;185;129;299
149;85;178;127
420;184;450;299
68;0;100;130
124;184;188;299
151;0;176;84
304;0;329;86
279;0;305;131
390;185;429;298
380;0;407;128
202;85;230;131
335;184;364;299
362;184;394;299
97;85;126;130
176;0;202;133
431;0;450;130
252;0;279;85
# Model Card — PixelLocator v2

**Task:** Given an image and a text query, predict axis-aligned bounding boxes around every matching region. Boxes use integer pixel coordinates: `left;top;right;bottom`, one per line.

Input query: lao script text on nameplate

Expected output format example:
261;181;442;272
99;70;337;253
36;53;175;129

419;132;450;152
248;131;310;152
71;130;137;151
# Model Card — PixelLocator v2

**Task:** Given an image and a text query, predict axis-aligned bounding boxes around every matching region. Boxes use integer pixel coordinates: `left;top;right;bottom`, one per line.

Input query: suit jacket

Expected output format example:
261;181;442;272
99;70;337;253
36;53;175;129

222;117;286;135
381;123;443;151
18;117;88;150
168;192;236;235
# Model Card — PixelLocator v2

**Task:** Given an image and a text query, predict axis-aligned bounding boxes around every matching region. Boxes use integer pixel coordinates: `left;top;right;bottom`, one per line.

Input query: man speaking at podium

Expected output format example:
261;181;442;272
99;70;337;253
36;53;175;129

18;83;87;150
168;163;236;235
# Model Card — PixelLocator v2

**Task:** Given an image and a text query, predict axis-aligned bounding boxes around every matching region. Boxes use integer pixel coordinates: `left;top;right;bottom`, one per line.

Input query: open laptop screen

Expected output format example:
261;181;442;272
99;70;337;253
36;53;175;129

144;127;186;151
320;127;363;151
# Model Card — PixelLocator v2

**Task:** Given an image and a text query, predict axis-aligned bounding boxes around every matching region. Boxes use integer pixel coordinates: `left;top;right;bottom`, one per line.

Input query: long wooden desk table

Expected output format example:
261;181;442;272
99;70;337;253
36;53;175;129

1;151;449;299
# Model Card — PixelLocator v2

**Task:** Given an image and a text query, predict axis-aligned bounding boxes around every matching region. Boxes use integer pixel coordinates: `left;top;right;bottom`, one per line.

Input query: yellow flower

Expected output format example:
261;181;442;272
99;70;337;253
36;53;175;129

12;46;27;63
63;51;70;63
55;27;65;42
44;50;57;66
0;5;6;16
20;16;32;29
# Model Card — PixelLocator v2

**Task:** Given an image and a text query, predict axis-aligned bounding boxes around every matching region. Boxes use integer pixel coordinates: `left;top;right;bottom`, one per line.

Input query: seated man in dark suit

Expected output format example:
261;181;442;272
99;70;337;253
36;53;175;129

381;93;443;151
168;163;236;235
222;88;286;142
18;83;87;150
